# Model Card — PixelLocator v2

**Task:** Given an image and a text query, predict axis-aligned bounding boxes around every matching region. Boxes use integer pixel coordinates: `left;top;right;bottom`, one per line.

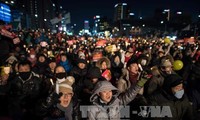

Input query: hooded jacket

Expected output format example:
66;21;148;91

88;80;142;120
96;57;111;70
148;74;195;120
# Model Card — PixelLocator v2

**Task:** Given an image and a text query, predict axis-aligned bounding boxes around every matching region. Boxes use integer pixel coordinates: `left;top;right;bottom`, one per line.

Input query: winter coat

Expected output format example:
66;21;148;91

117;68;132;93
144;66;176;96
59;60;72;74
36;97;80;120
8;72;42;119
88;80;142;120
148;90;195;120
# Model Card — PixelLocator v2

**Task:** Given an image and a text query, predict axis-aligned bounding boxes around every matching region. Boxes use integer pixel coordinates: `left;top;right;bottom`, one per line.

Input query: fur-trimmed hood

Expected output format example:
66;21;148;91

96;57;111;69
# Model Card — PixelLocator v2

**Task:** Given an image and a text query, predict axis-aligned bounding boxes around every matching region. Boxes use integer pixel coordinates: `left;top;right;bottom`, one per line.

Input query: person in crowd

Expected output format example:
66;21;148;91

144;57;176;95
59;53;72;74
70;58;88;99
36;72;80;120
96;57;112;81
81;66;103;105
147;74;195;120
32;54;49;78
8;60;42;120
27;48;37;67
87;72;151;120
117;55;139;91
110;53;124;86
185;57;200;116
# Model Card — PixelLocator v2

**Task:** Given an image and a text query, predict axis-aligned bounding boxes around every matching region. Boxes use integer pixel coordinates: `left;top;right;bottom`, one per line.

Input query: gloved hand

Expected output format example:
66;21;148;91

137;71;152;87
45;92;63;108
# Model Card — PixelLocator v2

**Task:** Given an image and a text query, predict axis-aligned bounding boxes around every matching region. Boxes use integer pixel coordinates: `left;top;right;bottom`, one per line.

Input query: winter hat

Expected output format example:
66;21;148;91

48;57;56;63
77;58;87;65
126;55;138;67
163;74;183;89
87;67;102;79
6;55;18;64
56;76;75;94
90;81;118;102
78;51;85;59
137;54;149;66
160;59;172;67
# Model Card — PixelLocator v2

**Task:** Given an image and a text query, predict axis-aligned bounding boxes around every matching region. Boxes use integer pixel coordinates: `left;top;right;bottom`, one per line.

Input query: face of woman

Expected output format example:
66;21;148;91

101;61;107;70
59;92;73;107
98;90;113;104
61;55;67;62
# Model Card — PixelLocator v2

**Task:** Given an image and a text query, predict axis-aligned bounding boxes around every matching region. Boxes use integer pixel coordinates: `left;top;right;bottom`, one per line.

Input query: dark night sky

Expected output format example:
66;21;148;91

61;0;200;31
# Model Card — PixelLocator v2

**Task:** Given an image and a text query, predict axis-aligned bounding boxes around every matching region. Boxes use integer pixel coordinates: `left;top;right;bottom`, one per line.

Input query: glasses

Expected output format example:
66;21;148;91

62;93;73;98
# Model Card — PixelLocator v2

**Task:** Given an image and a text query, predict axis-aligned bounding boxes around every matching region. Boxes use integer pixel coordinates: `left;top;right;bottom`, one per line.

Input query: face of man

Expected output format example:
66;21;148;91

78;63;86;69
128;63;139;75
18;64;31;72
59;92;73;107
55;66;65;73
171;83;183;94
98;90;113;104
161;66;172;74
18;64;31;80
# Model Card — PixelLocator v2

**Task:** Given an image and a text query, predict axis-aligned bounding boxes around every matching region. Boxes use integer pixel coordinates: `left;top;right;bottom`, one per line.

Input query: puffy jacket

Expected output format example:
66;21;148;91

88;80;142;120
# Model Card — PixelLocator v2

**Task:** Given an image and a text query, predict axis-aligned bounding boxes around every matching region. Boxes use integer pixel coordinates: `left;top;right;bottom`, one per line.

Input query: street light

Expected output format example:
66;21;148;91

164;9;170;21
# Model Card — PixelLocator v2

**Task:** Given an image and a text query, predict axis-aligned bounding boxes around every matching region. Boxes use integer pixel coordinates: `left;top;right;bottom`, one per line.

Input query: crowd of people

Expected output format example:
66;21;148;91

0;28;200;120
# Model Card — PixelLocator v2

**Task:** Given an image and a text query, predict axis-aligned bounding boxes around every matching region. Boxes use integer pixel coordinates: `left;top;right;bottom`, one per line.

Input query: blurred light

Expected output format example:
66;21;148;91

60;6;62;9
5;1;8;4
122;3;127;6
11;1;14;4
142;24;145;27
198;15;200;18
35;14;38;17
53;4;55;7
132;26;135;29
177;12;182;14
96;15;100;18
124;28;126;30
74;24;76;26
139;17;142;19
161;21;164;24
44;19;47;21
129;13;135;16
114;4;118;8
164;9;170;12
22;5;25;7
56;25;58;27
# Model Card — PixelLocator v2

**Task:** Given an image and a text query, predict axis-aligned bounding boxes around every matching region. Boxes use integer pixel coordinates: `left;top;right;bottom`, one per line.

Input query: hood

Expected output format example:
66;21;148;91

90;81;119;102
96;57;111;69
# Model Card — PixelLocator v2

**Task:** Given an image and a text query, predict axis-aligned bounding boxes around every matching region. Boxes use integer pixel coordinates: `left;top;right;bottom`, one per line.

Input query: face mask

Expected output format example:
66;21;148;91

174;89;184;99
56;72;66;79
141;59;147;66
30;55;35;58
19;72;31;80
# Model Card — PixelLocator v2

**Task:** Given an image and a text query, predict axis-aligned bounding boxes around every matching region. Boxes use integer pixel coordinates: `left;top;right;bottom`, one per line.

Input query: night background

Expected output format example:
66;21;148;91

61;0;200;32
0;0;200;37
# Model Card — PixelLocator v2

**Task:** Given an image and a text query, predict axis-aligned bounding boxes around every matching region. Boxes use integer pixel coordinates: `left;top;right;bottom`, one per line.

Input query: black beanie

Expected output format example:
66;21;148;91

163;74;183;89
77;58;87;65
87;67;102;79
127;55;138;67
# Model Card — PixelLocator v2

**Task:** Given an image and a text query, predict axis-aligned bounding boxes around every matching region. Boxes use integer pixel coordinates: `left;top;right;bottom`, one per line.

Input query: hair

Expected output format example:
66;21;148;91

54;65;66;74
18;60;31;70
